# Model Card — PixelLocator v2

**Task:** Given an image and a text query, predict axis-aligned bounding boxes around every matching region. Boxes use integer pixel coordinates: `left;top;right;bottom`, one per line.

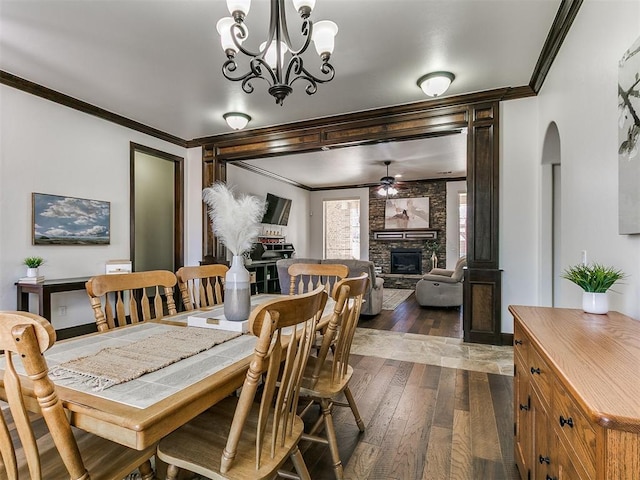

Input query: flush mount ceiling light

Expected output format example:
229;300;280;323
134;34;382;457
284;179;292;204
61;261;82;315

217;0;338;106
223;112;252;130
417;71;455;97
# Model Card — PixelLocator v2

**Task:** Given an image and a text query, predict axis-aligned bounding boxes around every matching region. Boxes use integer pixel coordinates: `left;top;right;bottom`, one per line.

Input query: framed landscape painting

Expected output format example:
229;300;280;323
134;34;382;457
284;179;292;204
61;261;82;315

32;193;110;245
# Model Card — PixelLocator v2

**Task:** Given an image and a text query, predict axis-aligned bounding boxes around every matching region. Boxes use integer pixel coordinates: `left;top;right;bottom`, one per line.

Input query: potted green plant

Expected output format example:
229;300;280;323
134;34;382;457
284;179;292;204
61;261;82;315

24;256;45;277
424;240;439;270
561;263;625;314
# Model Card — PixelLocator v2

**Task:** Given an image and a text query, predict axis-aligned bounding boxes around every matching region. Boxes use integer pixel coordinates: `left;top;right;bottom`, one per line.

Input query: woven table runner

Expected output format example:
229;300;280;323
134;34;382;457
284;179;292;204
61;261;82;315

51;328;242;391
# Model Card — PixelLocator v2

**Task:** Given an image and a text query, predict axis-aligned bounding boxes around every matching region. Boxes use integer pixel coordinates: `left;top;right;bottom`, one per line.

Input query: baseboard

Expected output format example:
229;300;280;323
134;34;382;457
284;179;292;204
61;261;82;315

56;323;97;340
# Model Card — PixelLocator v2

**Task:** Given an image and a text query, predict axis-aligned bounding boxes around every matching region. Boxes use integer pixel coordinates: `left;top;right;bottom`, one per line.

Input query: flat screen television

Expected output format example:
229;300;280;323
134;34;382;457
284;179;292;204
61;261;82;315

261;193;292;226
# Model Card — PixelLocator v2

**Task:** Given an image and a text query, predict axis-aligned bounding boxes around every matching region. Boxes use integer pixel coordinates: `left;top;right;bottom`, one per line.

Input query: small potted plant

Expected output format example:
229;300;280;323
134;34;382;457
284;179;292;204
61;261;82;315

424;240;439;270
561;263;625;314
24;256;45;277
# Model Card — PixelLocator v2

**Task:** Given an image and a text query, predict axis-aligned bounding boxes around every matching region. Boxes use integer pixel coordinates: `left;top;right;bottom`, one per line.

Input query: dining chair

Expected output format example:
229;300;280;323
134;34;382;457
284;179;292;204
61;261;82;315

298;273;370;480
287;263;349;295
176;264;229;310
156;286;328;480
85;270;178;332
0;311;157;480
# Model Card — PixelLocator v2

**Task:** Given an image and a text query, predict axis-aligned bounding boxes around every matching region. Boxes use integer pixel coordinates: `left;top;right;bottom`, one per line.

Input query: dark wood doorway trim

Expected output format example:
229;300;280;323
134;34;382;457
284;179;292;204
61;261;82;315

200;97;502;344
130;143;185;272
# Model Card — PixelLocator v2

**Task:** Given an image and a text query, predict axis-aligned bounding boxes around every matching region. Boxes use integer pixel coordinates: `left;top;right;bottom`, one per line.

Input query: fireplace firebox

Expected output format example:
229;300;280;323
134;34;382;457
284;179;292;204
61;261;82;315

390;248;422;275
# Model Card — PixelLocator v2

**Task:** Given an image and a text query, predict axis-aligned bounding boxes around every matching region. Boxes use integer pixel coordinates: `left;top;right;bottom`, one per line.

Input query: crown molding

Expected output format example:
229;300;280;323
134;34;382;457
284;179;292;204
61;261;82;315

529;0;583;93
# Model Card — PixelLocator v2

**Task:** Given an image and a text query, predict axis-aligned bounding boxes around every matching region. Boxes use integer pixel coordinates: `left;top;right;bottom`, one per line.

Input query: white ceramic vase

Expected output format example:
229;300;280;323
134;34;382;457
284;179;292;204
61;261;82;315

431;252;438;270
582;292;608;314
26;267;39;278
224;255;251;321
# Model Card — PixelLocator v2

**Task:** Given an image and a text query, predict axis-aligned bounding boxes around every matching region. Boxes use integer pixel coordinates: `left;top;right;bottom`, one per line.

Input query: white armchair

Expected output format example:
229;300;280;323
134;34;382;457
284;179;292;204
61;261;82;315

415;257;466;307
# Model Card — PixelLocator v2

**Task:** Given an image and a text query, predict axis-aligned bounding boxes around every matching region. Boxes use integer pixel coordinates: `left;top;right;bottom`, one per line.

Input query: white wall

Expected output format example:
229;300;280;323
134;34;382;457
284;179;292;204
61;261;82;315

185;147;204;267
500;97;541;333
309;188;370;259
0;86;192;328
227;165;311;256
536;0;640;318
445;180;466;268
499;0;640;332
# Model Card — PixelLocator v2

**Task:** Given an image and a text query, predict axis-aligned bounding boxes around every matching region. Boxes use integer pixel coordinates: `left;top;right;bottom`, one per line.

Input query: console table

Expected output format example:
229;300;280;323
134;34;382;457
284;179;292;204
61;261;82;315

511;305;640;480
15;276;91;321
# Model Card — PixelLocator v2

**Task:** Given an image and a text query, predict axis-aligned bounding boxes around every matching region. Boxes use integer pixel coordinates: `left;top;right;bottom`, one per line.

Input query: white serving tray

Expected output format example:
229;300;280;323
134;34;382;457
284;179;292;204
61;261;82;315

187;311;249;333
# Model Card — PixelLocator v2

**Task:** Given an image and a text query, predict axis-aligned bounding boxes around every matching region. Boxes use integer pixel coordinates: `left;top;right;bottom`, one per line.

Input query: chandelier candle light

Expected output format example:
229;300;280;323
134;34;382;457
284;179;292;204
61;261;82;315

203;183;266;321
216;0;338;105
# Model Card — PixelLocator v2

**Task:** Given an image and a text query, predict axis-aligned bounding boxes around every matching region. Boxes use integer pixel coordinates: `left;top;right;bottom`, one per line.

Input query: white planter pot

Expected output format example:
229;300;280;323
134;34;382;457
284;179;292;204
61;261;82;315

582;292;608;314
26;267;39;278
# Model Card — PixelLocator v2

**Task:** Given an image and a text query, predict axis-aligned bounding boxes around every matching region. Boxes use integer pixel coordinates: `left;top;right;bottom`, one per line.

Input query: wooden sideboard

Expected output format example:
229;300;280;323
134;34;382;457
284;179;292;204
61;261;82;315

510;305;640;480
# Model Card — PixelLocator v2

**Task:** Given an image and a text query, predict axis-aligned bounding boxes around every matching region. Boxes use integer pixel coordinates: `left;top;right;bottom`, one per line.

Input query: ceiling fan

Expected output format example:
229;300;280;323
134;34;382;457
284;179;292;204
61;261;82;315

377;160;400;196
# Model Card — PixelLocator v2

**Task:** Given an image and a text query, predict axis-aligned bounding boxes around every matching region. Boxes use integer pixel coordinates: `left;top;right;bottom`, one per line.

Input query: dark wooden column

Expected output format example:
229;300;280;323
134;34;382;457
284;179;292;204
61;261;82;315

464;102;502;344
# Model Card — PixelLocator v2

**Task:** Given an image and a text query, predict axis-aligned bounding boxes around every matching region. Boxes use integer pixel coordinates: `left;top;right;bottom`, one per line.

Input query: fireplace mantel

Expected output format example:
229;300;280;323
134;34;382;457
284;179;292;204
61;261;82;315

372;229;437;241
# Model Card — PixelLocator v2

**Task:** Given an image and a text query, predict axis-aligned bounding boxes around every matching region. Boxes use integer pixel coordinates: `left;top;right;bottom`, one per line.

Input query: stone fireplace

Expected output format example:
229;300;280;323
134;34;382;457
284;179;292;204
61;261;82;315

390;248;423;275
369;178;449;289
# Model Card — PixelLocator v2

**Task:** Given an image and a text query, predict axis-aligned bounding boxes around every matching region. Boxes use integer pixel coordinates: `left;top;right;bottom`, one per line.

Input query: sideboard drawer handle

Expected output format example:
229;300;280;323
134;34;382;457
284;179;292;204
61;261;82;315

539;455;550;465
530;367;541;375
514;339;523;345
546;476;557;480
559;415;574;428
519;403;529;411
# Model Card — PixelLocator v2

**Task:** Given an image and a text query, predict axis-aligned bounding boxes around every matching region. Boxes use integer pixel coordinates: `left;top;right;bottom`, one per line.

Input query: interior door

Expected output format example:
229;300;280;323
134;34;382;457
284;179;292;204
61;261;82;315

130;143;184;273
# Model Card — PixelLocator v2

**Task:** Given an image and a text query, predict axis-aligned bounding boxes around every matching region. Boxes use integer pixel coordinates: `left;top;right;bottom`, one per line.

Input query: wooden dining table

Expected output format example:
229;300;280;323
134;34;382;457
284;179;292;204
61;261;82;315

0;293;331;451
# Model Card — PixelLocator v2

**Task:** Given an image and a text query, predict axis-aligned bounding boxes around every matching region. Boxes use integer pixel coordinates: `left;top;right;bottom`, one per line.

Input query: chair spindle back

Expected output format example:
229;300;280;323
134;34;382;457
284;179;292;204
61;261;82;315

312;274;369;387
85;270;177;331
220;286;327;474
176;264;228;310
287;263;349;296
0;311;89;480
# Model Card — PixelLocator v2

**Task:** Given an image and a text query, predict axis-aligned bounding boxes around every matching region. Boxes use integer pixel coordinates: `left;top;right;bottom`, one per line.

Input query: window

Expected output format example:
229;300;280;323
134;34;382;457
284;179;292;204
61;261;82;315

459;192;467;257
323;199;360;259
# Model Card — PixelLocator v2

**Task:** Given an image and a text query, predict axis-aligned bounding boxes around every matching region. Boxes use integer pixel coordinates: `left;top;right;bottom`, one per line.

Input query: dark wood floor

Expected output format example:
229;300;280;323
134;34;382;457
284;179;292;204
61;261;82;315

359;292;463;338
297;292;519;480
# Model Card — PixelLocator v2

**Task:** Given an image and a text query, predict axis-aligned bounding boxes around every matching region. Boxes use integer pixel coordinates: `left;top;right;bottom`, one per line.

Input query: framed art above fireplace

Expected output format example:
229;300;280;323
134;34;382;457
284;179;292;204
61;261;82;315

384;196;429;230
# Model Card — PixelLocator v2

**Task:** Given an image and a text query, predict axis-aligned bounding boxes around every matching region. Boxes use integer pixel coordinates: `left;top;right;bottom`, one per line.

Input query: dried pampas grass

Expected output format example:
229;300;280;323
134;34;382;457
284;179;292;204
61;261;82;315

202;182;266;255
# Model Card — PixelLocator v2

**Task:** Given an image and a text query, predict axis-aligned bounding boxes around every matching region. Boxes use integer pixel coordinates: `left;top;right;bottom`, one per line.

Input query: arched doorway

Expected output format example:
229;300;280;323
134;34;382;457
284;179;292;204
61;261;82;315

540;122;561;306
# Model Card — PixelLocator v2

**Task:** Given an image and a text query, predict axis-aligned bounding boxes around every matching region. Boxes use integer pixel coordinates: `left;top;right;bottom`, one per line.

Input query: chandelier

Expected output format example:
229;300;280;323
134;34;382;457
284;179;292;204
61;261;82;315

216;0;338;105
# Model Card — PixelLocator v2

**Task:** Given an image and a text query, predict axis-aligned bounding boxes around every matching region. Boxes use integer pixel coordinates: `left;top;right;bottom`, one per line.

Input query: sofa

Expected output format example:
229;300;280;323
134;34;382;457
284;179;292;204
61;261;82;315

415;257;466;307
276;258;384;316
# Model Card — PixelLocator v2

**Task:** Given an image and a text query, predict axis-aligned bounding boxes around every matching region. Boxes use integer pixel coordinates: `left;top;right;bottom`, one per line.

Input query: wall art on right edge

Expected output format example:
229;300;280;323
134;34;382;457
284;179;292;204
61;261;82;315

618;35;640;234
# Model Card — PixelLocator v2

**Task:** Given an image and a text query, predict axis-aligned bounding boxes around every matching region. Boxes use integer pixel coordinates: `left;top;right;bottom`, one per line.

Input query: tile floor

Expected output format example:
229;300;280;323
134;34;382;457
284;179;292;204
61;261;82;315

351;327;514;376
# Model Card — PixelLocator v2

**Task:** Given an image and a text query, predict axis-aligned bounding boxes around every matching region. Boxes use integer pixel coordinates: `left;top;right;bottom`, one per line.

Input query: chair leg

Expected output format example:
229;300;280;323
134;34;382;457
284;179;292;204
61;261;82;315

138;459;154;480
320;399;344;480
289;445;311;480
344;385;365;432
166;464;180;480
